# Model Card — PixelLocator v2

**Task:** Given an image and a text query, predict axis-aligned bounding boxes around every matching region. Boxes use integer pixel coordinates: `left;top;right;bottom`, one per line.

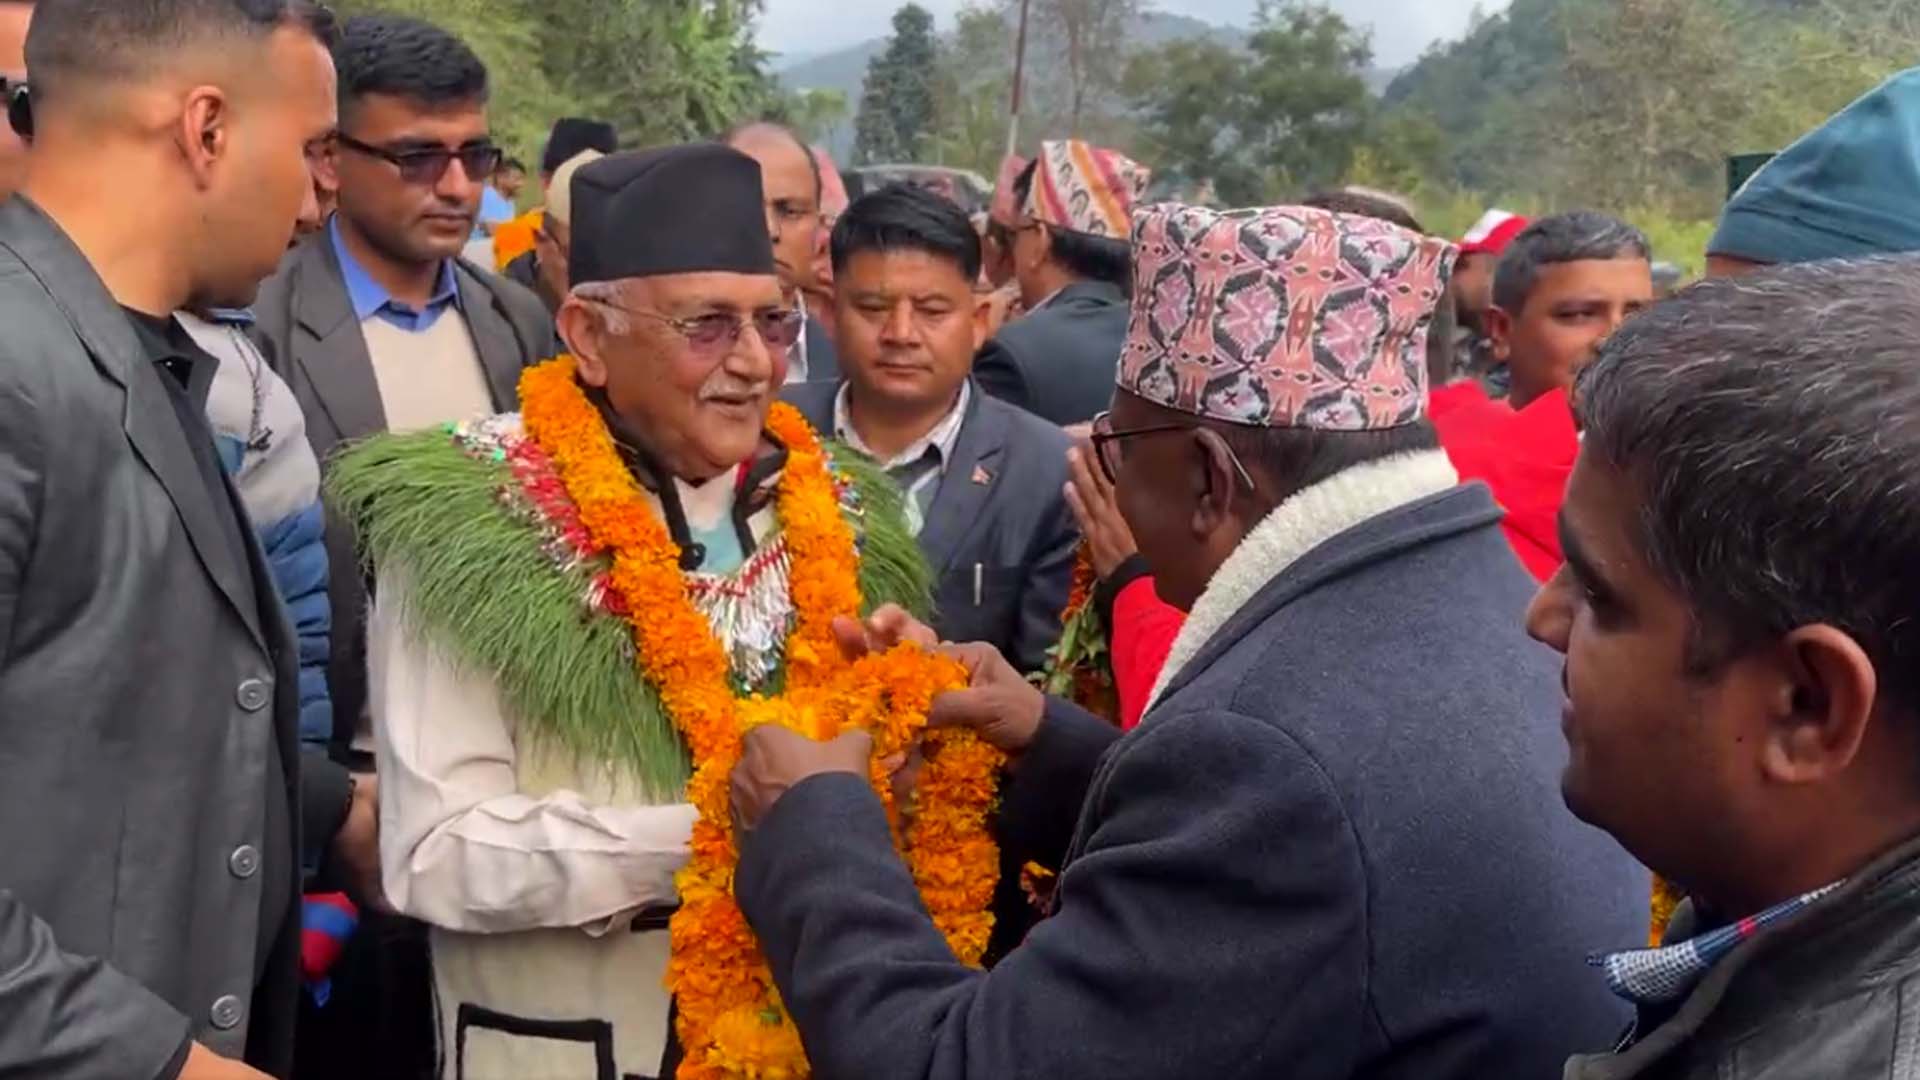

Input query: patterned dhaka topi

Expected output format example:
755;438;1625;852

1117;202;1457;430
1026;140;1151;240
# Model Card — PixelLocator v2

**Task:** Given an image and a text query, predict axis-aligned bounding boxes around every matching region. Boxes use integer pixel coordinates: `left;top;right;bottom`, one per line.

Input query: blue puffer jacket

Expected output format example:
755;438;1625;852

180;310;334;753
255;501;333;749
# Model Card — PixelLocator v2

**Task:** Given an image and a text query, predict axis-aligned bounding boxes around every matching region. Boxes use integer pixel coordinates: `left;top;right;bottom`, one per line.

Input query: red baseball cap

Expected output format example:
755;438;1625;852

1459;210;1531;256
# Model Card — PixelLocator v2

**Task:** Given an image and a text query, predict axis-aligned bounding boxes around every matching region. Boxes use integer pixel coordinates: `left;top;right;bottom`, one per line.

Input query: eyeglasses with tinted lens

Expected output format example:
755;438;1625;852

605;306;807;358
334;133;502;186
1089;410;1257;491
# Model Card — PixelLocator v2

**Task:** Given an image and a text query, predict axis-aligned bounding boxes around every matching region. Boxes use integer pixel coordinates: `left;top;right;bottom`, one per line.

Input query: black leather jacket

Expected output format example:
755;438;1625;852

1566;834;1920;1079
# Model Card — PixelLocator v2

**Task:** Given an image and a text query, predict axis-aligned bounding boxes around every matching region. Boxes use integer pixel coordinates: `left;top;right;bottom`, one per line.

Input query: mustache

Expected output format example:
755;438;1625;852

699;379;771;401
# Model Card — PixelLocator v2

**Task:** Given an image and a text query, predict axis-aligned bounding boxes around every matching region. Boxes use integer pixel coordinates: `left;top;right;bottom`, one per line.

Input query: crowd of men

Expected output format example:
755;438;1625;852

3;0;1920;1078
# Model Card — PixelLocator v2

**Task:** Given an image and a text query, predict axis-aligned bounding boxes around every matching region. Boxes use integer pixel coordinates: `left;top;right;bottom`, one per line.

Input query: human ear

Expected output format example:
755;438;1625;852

180;86;229;188
1187;428;1240;541
557;300;609;386
969;292;993;352
1760;625;1878;785
1486;305;1515;362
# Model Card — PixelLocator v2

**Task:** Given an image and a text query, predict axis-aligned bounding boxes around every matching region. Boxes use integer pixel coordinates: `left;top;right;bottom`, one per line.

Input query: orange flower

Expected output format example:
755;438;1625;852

492;208;543;271
519;357;1003;1077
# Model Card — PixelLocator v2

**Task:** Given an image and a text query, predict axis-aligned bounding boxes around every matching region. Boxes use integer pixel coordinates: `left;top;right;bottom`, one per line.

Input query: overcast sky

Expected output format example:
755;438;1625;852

758;0;1509;70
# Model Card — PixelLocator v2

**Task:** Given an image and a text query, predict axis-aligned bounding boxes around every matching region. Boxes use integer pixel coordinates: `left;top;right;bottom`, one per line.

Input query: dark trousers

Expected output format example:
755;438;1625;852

295;909;438;1080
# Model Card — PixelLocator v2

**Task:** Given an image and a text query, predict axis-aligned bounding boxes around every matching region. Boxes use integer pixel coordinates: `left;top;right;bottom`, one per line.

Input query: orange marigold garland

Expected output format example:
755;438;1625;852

1649;874;1683;947
519;357;1003;1079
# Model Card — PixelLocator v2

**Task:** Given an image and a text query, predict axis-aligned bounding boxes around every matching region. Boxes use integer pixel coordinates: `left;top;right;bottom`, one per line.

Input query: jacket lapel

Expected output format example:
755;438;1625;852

458;267;530;409
290;236;387;443
0;199;266;648
916;385;1006;576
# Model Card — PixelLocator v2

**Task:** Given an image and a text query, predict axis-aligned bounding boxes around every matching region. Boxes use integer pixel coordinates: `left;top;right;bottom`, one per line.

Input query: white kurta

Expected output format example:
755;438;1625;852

371;472;781;1080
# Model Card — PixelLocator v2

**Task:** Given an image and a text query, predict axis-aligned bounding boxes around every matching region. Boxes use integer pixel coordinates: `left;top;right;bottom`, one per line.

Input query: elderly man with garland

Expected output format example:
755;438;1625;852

728;202;1647;1079
325;145;943;1080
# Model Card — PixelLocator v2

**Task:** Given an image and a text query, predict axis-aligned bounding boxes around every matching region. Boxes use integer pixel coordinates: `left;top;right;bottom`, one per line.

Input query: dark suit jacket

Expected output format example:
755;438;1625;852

0;198;310;1076
973;280;1128;425
783;380;1079;673
801;314;839;383
736;481;1646;1080
251;230;557;754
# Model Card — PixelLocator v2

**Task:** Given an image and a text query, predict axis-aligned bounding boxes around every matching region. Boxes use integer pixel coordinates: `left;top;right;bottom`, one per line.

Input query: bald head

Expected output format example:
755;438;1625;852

723;121;820;293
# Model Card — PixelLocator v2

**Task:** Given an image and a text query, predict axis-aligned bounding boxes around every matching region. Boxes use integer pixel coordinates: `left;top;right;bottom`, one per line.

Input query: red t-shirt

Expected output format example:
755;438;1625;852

1432;384;1578;581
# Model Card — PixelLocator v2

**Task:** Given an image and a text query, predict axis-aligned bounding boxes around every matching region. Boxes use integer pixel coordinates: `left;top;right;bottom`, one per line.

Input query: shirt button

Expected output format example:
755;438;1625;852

209;994;244;1031
228;845;259;879
235;678;270;712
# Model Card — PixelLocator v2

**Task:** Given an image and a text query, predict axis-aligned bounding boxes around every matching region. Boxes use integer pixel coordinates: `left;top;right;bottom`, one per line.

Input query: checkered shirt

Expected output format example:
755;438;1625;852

1592;881;1844;1006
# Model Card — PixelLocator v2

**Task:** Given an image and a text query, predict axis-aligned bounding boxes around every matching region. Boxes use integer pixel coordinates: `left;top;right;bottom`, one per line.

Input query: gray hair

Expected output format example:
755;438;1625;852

568;280;637;337
1575;256;1920;714
1493;211;1651;313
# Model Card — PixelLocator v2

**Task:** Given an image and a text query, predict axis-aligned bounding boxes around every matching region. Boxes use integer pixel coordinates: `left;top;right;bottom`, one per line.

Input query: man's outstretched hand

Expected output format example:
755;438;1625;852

731;605;1043;830
930;642;1045;757
732;727;874;833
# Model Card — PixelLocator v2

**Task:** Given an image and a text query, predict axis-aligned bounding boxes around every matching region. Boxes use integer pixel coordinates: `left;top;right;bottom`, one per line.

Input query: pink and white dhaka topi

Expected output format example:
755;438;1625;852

1118;203;1458;431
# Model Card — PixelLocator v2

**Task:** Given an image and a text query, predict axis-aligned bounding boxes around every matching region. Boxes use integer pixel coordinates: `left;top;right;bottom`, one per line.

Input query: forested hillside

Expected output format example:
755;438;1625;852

1381;0;1919;217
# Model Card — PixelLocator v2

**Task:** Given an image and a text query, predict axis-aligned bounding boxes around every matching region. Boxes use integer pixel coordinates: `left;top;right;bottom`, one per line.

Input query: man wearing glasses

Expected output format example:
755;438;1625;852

972;139;1147;427
724;120;840;384
248;12;554;1079
321;144;931;1080
726;203;1648;1080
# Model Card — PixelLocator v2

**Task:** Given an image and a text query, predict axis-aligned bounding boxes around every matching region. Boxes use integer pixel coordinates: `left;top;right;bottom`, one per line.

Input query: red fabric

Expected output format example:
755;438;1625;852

1459;214;1531;255
1434;387;1579;581
1109;576;1184;731
300;892;358;983
1428;380;1502;425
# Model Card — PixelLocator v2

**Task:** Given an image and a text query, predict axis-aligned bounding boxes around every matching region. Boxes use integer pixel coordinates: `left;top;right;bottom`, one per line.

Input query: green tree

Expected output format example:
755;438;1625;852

931;4;1015;174
1123;38;1258;200
1237;1;1373;189
1126;1;1372;203
774;87;851;145
1022;0;1142;135
538;0;773;146
331;0;778;161
854;4;940;163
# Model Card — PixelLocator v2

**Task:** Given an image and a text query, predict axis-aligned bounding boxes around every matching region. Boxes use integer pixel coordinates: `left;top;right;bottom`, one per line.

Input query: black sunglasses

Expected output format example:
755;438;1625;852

335;133;501;186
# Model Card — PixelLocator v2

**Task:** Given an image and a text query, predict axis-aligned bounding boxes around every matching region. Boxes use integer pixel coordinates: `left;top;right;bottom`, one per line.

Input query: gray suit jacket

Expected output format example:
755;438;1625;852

251;231;557;752
801;315;840;384
973;280;1128;426
0;199;306;1076
737;483;1645;1080
782;380;1079;673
